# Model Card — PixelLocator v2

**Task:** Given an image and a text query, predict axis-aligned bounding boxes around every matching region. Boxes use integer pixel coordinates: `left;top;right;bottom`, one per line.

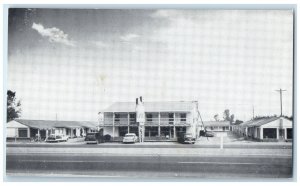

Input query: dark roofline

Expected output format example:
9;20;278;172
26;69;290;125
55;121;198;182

15;119;98;129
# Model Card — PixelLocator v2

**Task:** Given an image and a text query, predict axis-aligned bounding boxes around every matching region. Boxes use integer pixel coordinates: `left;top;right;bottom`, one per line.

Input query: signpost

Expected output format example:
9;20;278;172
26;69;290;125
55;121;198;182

136;96;145;143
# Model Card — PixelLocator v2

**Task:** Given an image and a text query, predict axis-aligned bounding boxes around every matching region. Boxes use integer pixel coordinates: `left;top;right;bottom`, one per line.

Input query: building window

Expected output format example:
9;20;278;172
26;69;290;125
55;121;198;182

129;113;136;124
130;113;136;119
119;126;128;137
115;114;120;122
18;128;28;137
169;113;174;124
180;113;186;122
263;128;277;139
287;128;293;139
146;114;153;121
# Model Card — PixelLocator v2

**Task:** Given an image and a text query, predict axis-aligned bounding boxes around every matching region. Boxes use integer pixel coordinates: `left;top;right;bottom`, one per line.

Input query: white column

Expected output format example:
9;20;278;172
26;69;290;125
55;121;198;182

173;113;176;139
285;128;287;140
27;128;30;138
158;112;161;137
128;112;130;133
112;112;115;140
277;128;279;140
38;129;40;141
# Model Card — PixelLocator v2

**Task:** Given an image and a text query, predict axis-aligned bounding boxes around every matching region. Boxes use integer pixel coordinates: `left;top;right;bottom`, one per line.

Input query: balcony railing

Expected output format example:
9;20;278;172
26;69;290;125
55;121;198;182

102;118;190;126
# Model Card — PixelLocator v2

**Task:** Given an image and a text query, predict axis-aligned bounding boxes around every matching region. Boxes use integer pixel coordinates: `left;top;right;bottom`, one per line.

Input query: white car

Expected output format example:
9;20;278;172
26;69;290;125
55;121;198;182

123;133;138;143
46;135;69;142
60;135;69;142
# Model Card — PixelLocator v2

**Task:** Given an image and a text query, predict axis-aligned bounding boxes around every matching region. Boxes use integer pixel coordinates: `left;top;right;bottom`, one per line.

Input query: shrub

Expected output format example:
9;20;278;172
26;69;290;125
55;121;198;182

104;134;111;142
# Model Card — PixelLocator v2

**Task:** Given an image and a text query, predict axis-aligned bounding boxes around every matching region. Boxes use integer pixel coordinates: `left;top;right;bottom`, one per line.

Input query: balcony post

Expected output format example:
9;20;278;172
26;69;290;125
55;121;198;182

112;112;115;140
128;112;130;133
173;113;176;139
158;112;161;137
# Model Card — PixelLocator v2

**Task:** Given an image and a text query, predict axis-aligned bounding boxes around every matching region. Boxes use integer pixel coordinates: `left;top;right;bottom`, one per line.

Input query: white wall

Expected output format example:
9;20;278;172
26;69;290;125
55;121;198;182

6;121;30;138
7;128;17;137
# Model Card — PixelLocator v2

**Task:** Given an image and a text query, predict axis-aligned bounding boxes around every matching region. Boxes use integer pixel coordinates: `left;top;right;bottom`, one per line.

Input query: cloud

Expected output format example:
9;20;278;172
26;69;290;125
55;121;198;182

93;41;107;48
120;34;140;42
32;23;76;47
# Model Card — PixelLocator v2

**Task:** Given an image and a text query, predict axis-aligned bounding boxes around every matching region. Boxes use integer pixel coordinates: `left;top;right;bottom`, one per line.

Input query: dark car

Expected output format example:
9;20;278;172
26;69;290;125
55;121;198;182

85;132;103;144
177;133;196;144
205;131;214;137
199;130;215;137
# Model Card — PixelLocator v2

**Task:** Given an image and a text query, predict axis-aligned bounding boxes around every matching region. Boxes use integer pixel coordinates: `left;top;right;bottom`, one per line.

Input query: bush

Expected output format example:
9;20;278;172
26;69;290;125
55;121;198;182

104;134;111;142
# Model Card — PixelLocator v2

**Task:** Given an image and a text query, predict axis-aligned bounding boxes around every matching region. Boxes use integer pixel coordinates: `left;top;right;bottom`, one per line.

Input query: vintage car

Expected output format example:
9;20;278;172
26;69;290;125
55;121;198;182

177;133;196;144
46;135;68;143
85;132;103;144
122;133;138;143
204;131;215;137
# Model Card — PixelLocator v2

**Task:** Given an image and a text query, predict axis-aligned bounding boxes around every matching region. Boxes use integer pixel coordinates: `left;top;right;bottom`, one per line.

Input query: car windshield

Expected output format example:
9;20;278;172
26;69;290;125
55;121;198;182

125;134;135;137
86;134;96;138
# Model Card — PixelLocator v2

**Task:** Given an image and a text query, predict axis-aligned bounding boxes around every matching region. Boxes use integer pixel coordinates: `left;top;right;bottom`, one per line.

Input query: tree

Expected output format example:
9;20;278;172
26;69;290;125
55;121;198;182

7;90;21;122
223;109;234;124
234;120;243;125
213;114;220;121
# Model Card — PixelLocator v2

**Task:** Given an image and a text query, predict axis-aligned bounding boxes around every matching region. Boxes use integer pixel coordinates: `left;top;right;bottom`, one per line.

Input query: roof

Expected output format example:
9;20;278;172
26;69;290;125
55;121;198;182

7;120;29;128
202;121;230;127
103;101;196;112
15;119;98;130
239;117;280;128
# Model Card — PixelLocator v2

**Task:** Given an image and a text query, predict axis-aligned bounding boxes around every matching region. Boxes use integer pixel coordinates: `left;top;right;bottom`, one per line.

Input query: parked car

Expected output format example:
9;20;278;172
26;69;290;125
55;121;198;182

85;132;103;144
205;131;215;137
123;133;138;143
177;133;196;144
59;135;69;142
199;130;215;137
45;135;69;143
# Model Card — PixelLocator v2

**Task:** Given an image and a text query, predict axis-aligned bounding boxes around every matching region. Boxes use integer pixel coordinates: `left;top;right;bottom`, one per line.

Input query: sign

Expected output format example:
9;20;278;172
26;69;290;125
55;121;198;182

137;112;145;123
136;98;145;123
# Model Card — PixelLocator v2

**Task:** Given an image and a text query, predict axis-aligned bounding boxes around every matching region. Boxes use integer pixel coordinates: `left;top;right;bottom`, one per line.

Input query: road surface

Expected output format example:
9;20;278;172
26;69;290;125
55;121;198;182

6;145;293;179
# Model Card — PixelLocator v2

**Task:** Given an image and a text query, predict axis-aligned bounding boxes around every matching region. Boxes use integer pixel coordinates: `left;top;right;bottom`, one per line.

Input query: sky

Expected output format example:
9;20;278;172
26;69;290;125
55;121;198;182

7;9;294;122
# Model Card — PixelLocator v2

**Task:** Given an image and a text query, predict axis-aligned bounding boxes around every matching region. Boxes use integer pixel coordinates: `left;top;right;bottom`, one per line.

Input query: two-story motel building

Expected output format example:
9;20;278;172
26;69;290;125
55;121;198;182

100;101;199;141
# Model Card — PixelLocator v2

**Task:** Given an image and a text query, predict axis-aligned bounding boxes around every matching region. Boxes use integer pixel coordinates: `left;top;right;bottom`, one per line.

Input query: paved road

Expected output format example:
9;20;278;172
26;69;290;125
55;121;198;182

6;150;293;179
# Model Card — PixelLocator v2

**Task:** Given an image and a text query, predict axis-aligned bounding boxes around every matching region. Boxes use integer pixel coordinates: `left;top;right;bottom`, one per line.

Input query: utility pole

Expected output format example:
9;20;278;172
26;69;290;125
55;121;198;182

252;105;255;119
275;89;286;116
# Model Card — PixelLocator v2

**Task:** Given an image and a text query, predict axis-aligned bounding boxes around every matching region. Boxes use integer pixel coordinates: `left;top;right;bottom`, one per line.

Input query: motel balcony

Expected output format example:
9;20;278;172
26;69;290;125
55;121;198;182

101;117;191;126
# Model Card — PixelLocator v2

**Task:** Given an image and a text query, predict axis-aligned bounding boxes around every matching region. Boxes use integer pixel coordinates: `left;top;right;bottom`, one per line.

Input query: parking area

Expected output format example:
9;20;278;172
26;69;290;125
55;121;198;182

7;132;292;146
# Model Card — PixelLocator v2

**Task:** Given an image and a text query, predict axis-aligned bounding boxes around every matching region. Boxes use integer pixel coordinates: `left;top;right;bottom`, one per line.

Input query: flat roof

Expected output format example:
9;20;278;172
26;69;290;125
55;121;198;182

103;101;196;113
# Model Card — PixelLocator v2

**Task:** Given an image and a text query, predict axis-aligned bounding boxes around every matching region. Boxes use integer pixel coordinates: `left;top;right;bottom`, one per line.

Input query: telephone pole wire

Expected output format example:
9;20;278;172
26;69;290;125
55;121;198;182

275;89;286;116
